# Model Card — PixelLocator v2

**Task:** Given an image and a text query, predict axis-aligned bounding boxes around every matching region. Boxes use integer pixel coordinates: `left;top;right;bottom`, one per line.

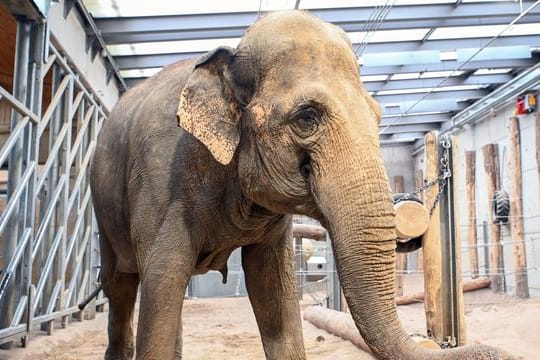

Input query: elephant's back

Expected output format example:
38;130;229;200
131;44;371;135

90;58;197;255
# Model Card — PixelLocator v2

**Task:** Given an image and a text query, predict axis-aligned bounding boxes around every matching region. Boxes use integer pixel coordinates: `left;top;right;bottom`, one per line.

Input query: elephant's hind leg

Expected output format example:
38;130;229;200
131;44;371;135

103;270;139;360
100;231;140;360
242;228;306;360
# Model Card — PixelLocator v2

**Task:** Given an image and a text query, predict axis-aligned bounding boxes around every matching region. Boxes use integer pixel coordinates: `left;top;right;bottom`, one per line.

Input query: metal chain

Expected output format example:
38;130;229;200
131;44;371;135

403;136;452;216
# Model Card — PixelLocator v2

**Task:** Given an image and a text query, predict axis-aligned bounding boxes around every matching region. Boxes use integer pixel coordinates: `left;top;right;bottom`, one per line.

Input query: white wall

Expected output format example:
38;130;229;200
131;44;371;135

382;144;416;193
414;90;540;297
47;0;121;111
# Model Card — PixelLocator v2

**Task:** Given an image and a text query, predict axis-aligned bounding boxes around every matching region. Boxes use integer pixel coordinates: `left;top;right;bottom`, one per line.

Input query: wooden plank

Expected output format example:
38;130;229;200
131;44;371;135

414;169;424;272
422;132;443;340
481;143;503;293
465;151;479;278
394;175;406;297
451;137;467;345
507;116;529;298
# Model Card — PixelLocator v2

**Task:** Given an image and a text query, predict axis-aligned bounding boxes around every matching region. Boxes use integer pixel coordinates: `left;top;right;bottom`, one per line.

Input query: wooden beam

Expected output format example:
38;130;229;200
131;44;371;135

507;117;530;298
394;175;406;297
481;143;504;293
465;151;479;279
414;169;424;272
422;132;443;340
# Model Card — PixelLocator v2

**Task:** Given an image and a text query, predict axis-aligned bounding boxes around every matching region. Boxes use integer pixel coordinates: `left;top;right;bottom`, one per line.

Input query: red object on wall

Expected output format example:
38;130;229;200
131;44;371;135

515;92;537;115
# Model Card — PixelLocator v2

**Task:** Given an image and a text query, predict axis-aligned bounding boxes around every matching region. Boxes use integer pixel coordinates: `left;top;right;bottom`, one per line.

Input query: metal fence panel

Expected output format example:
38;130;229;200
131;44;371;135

0;18;106;347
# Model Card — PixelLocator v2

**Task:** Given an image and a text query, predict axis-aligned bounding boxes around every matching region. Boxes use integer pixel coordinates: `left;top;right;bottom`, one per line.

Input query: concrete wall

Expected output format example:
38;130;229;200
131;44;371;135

414;90;540;297
382;144;416;193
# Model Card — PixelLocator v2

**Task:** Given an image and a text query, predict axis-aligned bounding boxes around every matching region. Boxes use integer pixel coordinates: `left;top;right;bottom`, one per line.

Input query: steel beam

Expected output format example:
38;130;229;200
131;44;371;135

95;2;538;40
378;122;440;134
382;99;468;115
361;35;540;54
361;58;537;76
101;14;540;45
380;112;451;126
113;35;540;70
375;89;489;103
365;74;512;92
124;58;536;86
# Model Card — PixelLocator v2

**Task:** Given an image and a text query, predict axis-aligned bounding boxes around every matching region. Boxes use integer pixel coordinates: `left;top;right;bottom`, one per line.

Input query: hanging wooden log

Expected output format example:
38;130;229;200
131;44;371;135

415;169;424;272
394;176;406;297
422;132;443;340
465;151;479;279
394;200;430;239
507;116;530;298
481;143;504;293
396;278;491;305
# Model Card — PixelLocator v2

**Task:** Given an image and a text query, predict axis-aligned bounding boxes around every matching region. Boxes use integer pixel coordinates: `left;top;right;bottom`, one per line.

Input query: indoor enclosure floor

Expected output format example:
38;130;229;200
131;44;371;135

1;282;539;360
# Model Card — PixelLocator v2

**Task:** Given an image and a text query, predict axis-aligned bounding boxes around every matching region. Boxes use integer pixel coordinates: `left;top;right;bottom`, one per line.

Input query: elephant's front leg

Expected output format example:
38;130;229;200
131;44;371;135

136;241;193;360
242;231;306;360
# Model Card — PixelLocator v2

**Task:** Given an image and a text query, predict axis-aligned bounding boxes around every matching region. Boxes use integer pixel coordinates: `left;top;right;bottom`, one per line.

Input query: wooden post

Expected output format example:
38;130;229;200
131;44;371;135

415;169;424;272
465;151;479;279
394;176;406;296
451;138;467;345
507;117;530;298
422;132;443;340
481;144;503;293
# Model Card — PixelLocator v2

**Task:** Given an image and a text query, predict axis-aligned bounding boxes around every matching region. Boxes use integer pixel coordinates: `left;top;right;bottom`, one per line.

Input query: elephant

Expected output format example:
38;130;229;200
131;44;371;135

90;10;515;360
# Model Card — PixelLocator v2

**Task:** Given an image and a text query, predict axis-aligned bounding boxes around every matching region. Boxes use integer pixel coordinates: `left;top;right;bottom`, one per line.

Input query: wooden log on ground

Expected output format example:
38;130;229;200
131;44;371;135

304;306;371;353
422;132;443;340
395;278;491;305
394;175;406;297
414;169;424;272
465;150;479;279
303;306;440;354
507;116;530;298
482;143;504;293
292;223;326;241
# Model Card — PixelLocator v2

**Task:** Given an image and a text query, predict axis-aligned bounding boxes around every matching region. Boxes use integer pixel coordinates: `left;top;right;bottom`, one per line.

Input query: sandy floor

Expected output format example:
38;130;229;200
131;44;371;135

1;288;539;359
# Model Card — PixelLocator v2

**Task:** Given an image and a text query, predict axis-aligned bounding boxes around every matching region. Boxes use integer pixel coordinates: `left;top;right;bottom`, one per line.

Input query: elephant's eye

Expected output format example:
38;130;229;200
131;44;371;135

293;107;320;135
299;108;318;124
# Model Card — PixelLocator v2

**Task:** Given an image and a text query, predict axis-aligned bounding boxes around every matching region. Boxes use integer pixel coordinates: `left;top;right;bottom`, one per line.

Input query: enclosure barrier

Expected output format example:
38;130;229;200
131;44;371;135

0;17;106;348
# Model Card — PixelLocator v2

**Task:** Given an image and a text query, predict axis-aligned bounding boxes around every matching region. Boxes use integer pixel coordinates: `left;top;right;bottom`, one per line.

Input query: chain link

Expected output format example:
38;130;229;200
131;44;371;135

407;136;452;216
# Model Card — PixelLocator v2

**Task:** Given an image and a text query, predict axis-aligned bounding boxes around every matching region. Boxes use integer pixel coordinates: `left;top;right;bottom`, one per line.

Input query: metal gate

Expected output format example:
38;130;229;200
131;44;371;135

0;16;106;347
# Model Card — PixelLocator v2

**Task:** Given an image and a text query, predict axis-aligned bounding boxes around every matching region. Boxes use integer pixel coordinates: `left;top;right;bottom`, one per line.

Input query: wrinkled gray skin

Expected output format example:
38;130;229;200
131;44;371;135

90;11;515;360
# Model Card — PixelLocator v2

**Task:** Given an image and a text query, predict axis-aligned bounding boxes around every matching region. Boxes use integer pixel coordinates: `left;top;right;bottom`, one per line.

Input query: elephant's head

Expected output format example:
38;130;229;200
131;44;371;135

177;11;514;360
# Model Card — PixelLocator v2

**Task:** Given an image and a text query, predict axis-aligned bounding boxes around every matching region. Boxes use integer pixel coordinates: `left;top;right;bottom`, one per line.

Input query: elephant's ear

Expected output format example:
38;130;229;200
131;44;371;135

177;47;241;165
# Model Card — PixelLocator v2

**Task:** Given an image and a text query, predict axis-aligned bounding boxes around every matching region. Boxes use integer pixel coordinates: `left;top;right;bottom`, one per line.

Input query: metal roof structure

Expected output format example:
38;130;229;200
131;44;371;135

82;0;540;145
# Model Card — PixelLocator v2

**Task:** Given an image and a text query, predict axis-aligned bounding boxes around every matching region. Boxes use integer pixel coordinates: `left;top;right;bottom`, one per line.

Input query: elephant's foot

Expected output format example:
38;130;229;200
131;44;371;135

105;343;134;360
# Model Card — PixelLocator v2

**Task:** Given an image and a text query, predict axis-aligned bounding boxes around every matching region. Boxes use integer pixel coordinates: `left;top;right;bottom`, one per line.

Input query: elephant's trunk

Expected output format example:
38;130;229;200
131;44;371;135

312;130;515;360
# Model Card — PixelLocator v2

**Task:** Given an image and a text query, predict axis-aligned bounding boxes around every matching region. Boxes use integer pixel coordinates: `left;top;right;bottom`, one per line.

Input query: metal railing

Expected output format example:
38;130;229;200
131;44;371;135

0;19;107;347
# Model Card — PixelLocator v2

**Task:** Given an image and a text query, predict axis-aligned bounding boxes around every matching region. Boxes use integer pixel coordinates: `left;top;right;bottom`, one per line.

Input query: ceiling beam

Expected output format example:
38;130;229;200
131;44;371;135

380;112;451;126
375;88;489;103
382;99;468;115
113;36;539;70
364;73;512;92
96;2;539;43
101;14;540;45
361;57;537;76
379;122;441;134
